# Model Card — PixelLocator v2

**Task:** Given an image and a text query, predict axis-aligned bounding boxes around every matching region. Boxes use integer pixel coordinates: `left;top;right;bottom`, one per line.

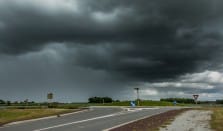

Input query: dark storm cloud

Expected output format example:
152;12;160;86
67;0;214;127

0;0;223;82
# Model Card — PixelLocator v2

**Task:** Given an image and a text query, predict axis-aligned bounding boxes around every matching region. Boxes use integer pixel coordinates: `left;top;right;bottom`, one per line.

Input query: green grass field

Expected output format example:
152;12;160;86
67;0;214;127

0;109;79;125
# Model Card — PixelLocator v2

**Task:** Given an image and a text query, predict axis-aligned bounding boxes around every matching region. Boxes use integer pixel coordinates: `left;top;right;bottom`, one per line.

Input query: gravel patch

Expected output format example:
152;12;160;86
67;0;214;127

159;110;213;131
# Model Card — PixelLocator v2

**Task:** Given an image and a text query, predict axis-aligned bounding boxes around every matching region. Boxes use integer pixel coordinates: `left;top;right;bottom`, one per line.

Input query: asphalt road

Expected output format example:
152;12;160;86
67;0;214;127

0;107;177;131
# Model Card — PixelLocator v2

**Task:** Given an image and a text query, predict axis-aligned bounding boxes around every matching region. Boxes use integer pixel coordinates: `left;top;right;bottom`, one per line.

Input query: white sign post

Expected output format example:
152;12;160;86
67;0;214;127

193;94;199;104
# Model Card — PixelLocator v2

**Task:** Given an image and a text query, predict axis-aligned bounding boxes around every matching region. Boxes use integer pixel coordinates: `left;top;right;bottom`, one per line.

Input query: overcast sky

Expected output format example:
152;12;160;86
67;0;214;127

1;0;223;102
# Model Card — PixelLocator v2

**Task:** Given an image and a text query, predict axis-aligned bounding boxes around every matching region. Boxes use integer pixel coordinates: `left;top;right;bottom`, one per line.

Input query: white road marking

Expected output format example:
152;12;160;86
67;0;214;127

124;107;159;112
4;109;88;127
59;109;89;117
33;108;159;131
103;109;164;131
33;110;136;131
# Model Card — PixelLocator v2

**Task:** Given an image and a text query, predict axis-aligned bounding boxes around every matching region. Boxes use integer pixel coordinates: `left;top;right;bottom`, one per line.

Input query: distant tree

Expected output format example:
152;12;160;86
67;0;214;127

102;97;112;103
160;98;194;104
216;99;223;104
0;99;5;104
88;97;113;103
90;97;102;103
6;101;11;106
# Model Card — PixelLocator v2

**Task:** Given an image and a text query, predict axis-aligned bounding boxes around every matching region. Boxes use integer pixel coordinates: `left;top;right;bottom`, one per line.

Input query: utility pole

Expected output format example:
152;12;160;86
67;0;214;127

134;88;140;106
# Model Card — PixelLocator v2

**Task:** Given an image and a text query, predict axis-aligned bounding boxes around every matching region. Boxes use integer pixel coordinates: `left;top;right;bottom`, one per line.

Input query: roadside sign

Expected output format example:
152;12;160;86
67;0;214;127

193;94;199;104
130;101;136;107
173;100;177;106
193;94;199;100
47;93;53;108
47;93;53;100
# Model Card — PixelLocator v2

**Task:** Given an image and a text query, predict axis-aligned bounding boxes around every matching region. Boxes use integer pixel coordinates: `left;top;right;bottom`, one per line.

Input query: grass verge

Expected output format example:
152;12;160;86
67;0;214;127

0;109;81;126
209;107;223;131
99;100;186;106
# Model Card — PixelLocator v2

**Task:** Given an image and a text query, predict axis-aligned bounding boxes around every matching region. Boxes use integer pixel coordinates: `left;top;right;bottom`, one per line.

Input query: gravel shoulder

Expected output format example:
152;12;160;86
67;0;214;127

160;110;213;131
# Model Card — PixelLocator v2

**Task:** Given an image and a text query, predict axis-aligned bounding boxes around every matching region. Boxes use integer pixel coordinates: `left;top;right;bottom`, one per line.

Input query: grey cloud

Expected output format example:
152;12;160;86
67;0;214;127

1;0;223;101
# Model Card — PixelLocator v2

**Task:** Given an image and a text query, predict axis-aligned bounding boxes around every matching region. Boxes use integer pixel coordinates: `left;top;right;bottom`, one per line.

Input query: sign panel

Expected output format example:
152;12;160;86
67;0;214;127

193;94;199;104
193;94;199;100
47;93;53;100
130;101;136;107
173;100;177;106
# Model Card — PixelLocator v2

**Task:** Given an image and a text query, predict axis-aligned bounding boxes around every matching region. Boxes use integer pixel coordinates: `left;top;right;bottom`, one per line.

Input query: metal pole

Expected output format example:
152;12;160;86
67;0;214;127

134;88;139;106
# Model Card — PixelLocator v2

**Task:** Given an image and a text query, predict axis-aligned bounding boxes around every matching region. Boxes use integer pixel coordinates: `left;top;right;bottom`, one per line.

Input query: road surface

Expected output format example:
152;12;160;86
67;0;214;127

0;107;176;131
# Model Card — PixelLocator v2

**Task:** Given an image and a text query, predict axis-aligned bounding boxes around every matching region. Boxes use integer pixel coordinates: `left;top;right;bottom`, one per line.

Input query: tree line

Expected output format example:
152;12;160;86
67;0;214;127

0;99;39;106
160;98;195;104
88;97;118;103
216;99;223;104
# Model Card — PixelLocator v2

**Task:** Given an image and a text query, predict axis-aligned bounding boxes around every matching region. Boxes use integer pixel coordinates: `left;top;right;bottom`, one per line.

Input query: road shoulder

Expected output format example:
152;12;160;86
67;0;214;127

106;108;189;131
159;110;213;131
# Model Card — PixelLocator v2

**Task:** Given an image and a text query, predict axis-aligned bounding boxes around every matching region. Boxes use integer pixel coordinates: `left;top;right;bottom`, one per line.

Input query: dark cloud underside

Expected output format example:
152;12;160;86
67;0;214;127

0;0;223;101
